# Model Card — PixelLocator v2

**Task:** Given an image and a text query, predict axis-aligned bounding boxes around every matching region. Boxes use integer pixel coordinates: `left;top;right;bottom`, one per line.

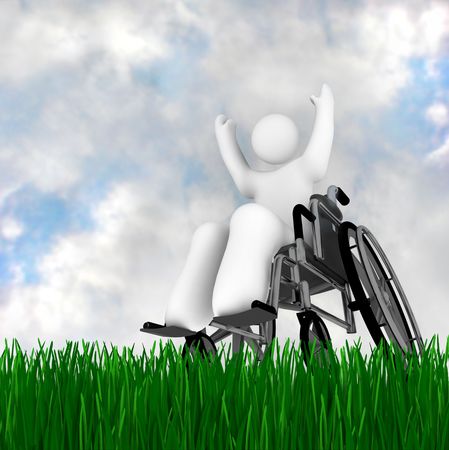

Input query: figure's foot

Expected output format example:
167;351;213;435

164;309;212;333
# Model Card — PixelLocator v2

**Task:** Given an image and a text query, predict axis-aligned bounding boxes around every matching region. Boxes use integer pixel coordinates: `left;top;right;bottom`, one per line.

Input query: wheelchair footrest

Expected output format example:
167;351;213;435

212;300;277;327
140;321;198;338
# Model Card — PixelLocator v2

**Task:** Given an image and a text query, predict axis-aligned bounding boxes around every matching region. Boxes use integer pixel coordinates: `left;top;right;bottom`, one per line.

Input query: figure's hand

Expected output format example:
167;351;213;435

310;83;334;107
215;114;236;139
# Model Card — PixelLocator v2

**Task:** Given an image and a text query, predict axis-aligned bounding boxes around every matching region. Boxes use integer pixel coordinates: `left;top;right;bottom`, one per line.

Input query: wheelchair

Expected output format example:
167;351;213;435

141;185;425;368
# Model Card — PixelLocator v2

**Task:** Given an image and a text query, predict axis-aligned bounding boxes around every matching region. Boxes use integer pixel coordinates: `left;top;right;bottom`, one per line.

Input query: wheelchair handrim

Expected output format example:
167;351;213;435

356;225;424;355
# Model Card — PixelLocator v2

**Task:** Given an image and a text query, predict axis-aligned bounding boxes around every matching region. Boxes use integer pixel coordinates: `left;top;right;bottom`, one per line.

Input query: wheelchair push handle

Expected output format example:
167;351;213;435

293;204;316;240
327;185;350;206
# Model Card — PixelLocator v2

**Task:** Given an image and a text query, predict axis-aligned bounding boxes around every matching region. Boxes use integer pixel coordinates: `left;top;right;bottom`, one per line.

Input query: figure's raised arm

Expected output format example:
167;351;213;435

302;84;334;182
215;114;255;198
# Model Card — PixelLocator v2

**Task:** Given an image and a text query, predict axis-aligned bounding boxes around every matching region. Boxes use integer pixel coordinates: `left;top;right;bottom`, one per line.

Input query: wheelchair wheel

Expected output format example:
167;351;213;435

298;310;332;368
339;221;424;365
182;331;217;367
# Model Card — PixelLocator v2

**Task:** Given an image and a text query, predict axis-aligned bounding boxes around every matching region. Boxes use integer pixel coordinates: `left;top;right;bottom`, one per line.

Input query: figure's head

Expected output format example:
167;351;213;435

251;114;299;164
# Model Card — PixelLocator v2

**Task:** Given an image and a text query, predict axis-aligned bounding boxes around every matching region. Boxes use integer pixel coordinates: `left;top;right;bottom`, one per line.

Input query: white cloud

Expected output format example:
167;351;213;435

417;3;449;56
0;1;173;84
194;1;449;129
0;65;181;197
425;103;449;128
424;135;449;167
0;216;24;241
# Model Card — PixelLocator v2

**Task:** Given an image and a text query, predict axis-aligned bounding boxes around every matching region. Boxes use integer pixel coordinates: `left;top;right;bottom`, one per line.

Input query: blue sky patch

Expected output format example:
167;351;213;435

0;186;72;284
372;57;440;157
0;86;42;141
0;154;149;286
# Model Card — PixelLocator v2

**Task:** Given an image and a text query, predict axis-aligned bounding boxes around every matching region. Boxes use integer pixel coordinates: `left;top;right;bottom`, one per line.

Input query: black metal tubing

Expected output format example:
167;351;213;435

335;187;350;206
293;204;316;240
338;221;385;345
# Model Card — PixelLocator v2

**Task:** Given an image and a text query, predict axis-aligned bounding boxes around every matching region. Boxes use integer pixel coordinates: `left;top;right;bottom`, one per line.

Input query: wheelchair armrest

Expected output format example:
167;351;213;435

293;204;316;240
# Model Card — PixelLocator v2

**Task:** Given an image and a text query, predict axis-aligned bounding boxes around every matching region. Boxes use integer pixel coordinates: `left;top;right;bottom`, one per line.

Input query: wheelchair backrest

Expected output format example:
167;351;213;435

309;194;347;282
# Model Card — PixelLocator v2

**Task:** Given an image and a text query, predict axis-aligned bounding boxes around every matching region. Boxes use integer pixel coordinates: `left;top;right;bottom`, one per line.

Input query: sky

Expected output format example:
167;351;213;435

0;0;448;360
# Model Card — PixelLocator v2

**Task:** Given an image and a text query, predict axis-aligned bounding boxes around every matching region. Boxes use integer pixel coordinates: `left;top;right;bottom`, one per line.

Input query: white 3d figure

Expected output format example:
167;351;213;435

165;84;334;331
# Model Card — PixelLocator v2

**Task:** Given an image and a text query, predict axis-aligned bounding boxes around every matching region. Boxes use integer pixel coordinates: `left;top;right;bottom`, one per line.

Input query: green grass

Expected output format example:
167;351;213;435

0;335;448;450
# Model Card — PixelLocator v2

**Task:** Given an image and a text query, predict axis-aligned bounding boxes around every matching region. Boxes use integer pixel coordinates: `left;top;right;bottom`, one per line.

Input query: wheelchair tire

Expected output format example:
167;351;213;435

297;310;332;368
338;221;423;371
182;331;218;367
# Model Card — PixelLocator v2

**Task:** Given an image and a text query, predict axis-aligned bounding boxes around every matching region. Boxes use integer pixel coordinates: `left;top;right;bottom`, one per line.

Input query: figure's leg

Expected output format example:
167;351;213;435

164;221;229;331
212;203;294;317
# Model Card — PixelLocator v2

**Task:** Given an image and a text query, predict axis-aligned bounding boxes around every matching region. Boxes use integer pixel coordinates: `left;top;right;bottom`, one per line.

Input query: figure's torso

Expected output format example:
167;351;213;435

253;158;314;230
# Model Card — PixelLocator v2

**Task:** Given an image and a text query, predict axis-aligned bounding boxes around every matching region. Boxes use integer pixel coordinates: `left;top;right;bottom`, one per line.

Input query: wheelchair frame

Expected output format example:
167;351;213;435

204;185;357;361
141;185;424;363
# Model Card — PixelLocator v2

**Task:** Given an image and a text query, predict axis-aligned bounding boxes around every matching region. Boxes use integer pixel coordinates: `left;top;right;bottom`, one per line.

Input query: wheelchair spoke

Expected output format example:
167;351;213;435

368;254;408;339
308;323;330;364
310;330;320;347
308;334;321;356
378;277;393;309
370;297;384;323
